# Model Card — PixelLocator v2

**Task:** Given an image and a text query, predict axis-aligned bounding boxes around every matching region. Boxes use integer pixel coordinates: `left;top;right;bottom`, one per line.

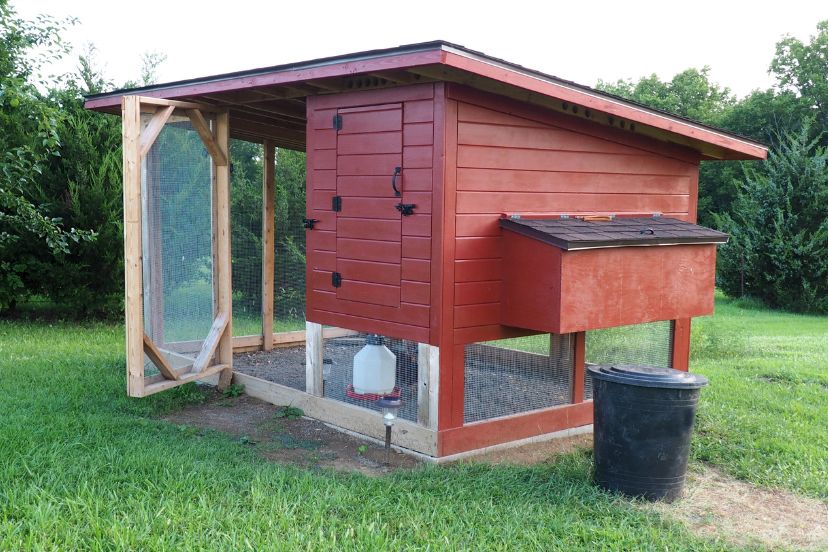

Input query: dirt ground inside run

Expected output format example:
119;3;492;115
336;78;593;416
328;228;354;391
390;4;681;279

164;392;828;551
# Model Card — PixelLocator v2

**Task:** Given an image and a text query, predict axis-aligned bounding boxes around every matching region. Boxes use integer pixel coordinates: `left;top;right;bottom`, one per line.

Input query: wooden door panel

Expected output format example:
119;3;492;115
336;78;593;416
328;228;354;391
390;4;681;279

335;103;404;309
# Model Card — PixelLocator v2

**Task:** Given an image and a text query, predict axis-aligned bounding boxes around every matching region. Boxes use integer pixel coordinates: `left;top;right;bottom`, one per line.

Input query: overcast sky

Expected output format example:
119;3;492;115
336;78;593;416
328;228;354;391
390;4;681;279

16;0;828;98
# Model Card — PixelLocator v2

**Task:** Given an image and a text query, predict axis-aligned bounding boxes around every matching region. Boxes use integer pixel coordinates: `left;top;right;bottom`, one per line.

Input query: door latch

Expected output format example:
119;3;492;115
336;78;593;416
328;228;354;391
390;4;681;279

302;218;319;229
332;272;342;288
395;203;416;216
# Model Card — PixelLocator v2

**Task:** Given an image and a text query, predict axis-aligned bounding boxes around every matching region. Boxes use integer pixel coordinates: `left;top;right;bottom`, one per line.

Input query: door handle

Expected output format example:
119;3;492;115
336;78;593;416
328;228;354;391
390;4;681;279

391;166;402;197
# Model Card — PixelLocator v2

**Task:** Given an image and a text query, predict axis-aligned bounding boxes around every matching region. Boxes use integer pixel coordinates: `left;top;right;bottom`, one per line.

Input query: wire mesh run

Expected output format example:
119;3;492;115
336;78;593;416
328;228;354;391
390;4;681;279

464;334;574;423
273;148;307;334
584;321;675;399
323;332;419;422
230;140;264;337
141;117;214;374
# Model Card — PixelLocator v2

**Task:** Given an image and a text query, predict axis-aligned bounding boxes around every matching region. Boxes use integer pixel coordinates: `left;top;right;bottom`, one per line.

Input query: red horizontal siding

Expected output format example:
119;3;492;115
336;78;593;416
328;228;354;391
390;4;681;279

451;97;697;339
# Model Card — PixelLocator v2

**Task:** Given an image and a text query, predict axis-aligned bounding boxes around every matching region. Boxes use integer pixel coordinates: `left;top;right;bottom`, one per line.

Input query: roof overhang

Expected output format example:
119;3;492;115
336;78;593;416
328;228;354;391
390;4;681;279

84;41;768;160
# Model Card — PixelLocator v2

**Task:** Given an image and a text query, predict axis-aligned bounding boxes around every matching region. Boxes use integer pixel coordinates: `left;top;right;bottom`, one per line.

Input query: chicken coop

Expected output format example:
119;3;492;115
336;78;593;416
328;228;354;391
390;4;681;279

85;41;767;459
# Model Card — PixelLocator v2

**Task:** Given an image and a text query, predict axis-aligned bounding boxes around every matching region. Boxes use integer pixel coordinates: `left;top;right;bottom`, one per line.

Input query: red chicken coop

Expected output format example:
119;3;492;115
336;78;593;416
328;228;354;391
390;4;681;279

85;41;767;459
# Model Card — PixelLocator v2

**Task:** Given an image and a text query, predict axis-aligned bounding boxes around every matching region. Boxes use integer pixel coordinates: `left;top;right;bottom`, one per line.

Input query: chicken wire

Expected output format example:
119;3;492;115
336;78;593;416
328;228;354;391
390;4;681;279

584;321;674;399
323;332;419;422
141;116;214;375
230;140;263;337
464;333;574;423
273;148;306;334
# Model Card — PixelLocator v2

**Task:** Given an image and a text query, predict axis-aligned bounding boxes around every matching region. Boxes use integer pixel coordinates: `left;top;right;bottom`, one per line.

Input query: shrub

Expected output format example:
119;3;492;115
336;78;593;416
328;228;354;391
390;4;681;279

715;124;828;313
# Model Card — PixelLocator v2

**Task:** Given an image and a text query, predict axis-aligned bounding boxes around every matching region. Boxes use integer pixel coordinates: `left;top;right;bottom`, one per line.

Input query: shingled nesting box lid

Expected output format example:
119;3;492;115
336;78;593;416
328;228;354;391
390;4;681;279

500;216;727;334
499;217;729;251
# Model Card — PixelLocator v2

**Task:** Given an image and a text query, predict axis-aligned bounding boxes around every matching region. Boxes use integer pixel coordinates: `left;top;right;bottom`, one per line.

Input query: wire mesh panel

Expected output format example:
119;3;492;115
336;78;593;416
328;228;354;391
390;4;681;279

274;148;307;333
323;332;419;422
230;140;264;337
141;116;214;368
584;321;674;399
464;334;574;423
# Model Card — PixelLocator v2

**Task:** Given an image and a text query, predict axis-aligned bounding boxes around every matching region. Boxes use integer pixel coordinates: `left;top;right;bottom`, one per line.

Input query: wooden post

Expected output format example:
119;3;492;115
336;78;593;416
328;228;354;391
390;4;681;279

305;321;323;396
122;96;145;397
417;343;439;430
671;318;692;371
572;331;586;403
214;111;233;389
261;141;276;350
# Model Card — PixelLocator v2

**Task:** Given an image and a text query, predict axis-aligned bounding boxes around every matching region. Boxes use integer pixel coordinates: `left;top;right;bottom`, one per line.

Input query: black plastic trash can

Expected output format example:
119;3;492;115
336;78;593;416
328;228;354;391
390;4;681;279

588;364;708;502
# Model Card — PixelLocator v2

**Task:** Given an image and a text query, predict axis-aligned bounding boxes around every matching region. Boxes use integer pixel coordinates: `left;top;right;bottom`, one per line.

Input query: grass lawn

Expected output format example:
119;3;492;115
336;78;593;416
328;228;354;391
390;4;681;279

0;296;825;550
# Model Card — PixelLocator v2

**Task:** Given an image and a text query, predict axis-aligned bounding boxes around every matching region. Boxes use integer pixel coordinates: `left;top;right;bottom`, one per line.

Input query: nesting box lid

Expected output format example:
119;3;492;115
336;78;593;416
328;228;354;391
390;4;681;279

500;217;728;251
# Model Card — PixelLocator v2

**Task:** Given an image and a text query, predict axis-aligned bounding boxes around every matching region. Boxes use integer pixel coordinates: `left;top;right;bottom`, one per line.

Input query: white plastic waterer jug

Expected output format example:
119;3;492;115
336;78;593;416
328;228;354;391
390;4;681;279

352;334;396;395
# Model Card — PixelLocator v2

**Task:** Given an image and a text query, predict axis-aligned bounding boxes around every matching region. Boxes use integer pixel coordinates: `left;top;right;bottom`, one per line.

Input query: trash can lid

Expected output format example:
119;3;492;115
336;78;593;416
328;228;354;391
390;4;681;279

587;364;708;389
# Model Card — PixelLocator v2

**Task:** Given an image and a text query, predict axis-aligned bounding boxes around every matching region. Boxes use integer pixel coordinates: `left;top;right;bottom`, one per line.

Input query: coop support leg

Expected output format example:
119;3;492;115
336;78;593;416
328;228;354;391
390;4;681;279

306;321;323;396
417;344;439;429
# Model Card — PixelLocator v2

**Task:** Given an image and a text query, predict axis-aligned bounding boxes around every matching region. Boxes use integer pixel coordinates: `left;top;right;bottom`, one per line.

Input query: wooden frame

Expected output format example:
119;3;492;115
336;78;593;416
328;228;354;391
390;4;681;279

235;372;438;456
261;141;276;350
121;95;233;397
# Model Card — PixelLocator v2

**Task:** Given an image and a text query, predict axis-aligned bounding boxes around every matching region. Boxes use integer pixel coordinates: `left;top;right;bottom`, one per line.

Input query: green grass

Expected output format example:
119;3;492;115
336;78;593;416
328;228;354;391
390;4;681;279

690;293;828;500
0;295;825;549
1;322;732;550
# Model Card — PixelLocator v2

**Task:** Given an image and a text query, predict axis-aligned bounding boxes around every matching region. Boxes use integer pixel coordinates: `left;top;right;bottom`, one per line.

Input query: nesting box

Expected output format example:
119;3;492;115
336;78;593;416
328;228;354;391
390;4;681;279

86;41;767;458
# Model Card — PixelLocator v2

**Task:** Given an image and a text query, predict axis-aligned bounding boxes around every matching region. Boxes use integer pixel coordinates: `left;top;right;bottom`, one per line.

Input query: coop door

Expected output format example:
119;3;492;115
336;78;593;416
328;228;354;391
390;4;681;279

122;96;232;398
333;103;403;308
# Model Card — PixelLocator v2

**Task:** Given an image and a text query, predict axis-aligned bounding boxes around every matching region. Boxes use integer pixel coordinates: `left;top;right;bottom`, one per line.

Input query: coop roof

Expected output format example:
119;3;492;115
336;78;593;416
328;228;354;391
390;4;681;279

84;40;767;160
500;216;729;251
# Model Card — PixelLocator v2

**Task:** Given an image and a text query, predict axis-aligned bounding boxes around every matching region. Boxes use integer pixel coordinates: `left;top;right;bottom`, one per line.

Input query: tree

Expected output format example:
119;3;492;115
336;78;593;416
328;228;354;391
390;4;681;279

597;67;735;125
715;124;828;313
0;1;95;311
771;20;828;133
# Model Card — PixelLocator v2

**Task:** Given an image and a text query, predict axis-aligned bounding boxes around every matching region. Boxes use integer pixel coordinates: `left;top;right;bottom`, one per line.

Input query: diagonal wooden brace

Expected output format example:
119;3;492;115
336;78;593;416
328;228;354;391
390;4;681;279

193;312;229;373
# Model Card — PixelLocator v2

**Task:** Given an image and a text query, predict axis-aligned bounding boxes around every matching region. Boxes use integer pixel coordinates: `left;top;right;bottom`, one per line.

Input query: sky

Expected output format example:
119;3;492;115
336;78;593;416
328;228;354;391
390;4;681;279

16;0;828;98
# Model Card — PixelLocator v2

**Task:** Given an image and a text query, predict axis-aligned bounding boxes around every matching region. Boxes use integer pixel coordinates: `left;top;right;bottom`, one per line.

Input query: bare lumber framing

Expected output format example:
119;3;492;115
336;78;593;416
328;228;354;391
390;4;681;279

261;141;276;350
235;372;438;456
143;364;229;396
192;312;229;373
186;109;228;166
139;105;174;158
417;344;440;430
122;96;145;397
305;321;323;396
143;333;180;381
214;111;233;388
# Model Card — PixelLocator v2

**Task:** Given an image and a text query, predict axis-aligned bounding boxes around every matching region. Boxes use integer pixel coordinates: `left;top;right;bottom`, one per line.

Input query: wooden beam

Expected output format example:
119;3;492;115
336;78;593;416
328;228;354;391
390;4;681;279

144;334;178;380
305;322;323;396
192;312;229;373
261;141;275;351
417;344;439;430
143;333;180;381
672;318;692;371
214;111;233;389
142;364;229;397
235;372;438;456
139;105;174;158
186;109;228;166
572;332;586;403
122;96;144;398
138;96;221;111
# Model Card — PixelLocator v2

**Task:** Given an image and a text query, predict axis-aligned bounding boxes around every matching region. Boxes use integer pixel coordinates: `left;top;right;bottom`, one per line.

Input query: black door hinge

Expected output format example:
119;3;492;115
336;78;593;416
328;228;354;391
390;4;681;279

302;218;319;229
332;114;342;131
395;203;416;216
332;272;342;288
332;196;342;212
